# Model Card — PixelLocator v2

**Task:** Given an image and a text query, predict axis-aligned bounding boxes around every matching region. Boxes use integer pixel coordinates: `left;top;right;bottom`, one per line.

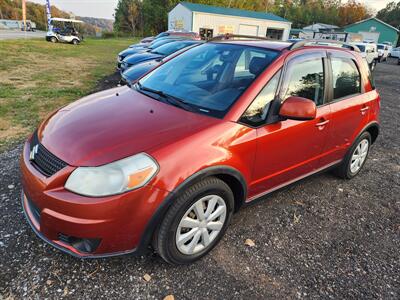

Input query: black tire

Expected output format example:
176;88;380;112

333;131;371;179
72;39;79;45
153;177;234;265
50;37;57;43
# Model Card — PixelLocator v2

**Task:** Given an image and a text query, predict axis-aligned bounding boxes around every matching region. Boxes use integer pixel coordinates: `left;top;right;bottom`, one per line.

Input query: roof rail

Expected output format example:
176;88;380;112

289;39;360;52
209;34;270;42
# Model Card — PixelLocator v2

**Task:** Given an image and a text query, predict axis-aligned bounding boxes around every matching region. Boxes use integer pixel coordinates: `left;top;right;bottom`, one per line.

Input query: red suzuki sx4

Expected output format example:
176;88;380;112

21;38;380;264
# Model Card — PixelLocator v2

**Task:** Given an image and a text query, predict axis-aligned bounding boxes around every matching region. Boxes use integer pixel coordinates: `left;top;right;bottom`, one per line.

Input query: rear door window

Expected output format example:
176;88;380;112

331;57;361;99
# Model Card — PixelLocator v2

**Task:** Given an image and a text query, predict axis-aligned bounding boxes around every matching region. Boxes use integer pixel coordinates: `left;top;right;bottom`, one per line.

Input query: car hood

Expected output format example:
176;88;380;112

124;52;163;65
38;86;218;167
123;60;160;82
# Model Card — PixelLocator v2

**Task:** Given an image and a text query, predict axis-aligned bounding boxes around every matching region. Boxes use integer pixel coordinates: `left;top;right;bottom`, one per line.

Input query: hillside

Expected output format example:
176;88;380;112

0;0;113;34
77;16;113;33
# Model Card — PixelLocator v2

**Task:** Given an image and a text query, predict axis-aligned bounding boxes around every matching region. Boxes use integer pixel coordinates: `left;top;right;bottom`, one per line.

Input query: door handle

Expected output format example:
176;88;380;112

360;106;370;115
315;119;330;127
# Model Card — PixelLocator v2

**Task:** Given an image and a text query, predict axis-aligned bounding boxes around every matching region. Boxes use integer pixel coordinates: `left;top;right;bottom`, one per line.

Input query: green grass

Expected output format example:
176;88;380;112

0;37;138;151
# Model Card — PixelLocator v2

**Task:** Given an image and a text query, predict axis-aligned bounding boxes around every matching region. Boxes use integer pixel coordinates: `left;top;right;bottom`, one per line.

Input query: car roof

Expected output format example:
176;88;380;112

355;42;376;46
210;40;292;51
210;39;362;54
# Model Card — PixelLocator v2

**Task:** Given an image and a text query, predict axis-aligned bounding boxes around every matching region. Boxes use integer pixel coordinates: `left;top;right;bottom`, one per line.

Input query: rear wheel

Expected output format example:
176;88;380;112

334;131;371;179
153;177;234;265
50;37;57;43
72;39;79;45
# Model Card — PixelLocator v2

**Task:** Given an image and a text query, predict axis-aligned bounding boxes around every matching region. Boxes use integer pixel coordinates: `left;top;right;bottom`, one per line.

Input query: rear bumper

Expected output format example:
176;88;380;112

20;140;170;258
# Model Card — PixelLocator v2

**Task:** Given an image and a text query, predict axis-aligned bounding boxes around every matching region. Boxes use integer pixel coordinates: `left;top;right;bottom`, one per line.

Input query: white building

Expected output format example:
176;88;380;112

168;2;292;41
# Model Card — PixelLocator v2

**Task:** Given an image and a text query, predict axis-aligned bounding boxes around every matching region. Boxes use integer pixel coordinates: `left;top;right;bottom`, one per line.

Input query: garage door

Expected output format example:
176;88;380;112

360;31;380;43
239;24;259;36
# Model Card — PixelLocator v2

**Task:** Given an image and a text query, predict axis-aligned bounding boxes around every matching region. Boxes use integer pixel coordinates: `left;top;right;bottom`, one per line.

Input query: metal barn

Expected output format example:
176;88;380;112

344;17;399;46
168;2;292;41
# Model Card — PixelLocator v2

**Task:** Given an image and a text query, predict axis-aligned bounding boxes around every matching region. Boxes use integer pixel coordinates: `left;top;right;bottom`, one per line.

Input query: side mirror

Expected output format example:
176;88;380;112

279;96;317;121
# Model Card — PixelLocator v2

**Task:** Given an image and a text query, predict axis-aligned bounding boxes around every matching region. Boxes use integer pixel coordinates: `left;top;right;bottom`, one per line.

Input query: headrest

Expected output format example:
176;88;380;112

249;57;270;76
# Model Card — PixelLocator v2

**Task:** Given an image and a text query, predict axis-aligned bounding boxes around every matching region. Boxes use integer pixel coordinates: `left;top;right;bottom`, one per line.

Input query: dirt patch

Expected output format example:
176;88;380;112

0;54;90;89
0;119;25;141
91;71;121;93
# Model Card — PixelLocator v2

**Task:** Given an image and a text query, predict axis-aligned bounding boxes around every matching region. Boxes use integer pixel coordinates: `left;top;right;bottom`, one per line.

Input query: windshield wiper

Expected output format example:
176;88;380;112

135;82;196;113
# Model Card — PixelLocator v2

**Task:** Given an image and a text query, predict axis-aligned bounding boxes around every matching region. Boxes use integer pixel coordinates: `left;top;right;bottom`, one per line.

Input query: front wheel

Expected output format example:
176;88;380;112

50;36;57;43
72;39;79;45
153;177;234;264
333;131;371;179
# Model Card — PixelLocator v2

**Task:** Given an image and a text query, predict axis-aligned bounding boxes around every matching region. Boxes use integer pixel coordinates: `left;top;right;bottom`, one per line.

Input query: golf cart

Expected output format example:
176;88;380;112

46;18;84;45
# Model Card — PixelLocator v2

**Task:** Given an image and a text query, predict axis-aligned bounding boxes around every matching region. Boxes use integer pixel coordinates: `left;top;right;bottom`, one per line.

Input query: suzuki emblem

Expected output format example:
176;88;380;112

30;145;39;161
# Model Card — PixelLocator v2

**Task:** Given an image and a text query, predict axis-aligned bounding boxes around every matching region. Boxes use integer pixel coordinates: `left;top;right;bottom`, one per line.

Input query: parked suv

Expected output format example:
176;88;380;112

377;44;389;62
353;42;379;70
21;38;380;264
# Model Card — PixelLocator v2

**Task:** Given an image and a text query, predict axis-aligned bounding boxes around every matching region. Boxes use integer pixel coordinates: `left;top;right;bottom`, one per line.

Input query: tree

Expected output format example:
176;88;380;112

377;1;400;29
338;0;372;26
114;0;143;35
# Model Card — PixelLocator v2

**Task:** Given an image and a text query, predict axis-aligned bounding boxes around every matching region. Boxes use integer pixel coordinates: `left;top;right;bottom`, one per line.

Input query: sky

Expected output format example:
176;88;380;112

29;0;395;20
29;0;119;19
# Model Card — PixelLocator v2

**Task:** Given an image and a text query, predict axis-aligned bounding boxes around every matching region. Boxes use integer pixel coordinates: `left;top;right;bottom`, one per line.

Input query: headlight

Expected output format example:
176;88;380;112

65;153;158;197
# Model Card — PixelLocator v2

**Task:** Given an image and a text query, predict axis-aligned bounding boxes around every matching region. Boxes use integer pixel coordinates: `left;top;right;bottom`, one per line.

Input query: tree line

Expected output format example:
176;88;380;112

113;0;380;36
377;1;400;29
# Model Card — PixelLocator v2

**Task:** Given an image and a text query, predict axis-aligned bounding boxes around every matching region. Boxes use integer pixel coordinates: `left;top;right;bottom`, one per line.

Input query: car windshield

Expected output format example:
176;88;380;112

377;45;384;50
151;41;198;56
137;43;279;118
356;45;366;52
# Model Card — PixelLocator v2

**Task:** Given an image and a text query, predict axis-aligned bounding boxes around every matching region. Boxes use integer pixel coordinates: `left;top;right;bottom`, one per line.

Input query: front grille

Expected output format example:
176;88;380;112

30;131;68;177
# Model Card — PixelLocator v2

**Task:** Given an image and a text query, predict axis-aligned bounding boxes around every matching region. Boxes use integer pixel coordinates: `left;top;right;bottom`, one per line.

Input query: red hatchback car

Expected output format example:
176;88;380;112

21;38;380;264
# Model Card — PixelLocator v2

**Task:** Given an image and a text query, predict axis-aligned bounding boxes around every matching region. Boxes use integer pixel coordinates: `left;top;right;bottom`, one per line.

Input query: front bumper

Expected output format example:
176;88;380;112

20;140;170;258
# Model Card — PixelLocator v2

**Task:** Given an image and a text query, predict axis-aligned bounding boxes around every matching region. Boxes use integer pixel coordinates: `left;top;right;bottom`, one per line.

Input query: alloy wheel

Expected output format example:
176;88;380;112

350;139;369;174
175;195;227;255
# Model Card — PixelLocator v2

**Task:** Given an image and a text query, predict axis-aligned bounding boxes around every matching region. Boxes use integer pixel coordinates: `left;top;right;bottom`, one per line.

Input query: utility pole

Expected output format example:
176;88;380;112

22;0;26;38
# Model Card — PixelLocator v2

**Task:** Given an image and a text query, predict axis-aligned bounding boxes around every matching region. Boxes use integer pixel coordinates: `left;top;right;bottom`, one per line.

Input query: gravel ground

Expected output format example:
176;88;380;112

0;61;399;299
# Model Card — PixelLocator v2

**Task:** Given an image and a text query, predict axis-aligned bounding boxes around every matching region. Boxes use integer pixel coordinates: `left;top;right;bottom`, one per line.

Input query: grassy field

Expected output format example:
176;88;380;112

0;37;138;150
